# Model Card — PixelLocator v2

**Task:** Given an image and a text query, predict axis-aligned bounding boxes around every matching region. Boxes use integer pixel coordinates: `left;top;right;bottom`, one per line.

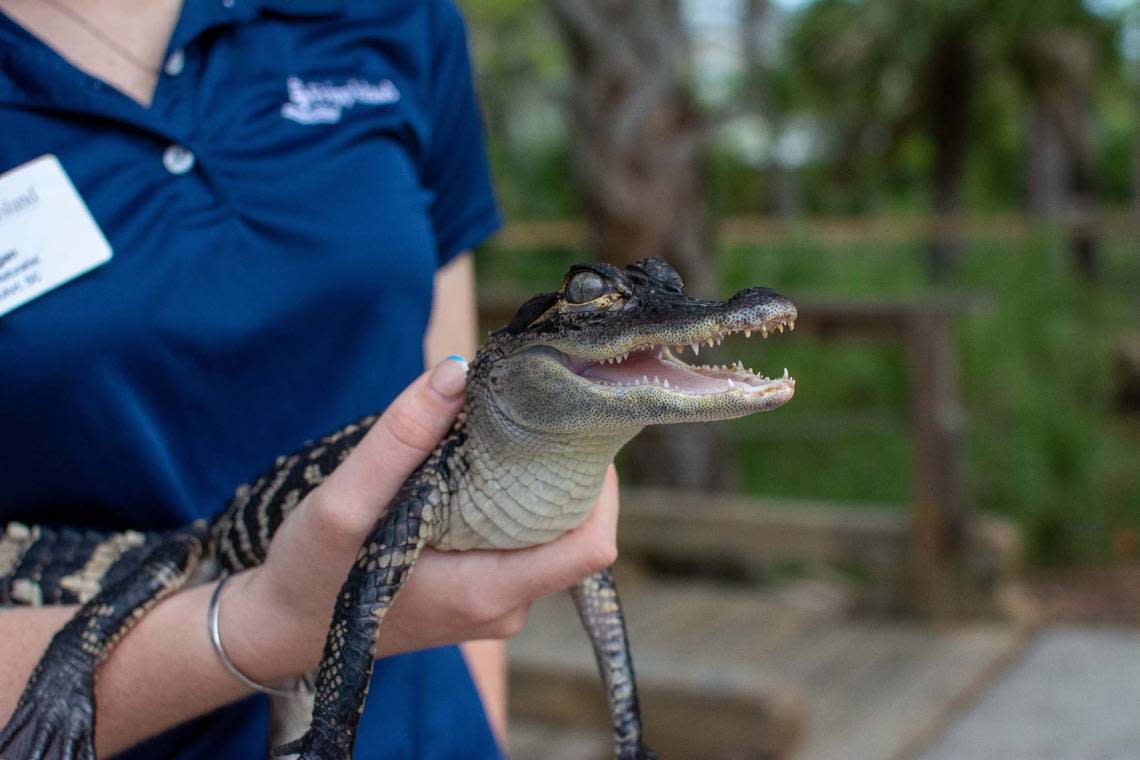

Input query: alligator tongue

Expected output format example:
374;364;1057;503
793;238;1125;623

581;351;738;394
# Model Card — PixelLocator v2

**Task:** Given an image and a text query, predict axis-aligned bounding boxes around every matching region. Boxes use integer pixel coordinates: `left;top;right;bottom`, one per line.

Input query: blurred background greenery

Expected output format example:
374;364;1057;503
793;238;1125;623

460;0;1139;567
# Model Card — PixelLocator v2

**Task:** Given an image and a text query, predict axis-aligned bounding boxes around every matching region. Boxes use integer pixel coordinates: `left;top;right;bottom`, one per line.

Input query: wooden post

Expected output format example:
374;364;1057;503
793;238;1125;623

905;310;967;618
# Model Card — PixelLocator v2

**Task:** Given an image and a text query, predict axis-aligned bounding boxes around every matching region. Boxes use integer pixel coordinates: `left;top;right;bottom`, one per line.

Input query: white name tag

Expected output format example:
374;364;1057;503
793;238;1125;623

0;154;112;318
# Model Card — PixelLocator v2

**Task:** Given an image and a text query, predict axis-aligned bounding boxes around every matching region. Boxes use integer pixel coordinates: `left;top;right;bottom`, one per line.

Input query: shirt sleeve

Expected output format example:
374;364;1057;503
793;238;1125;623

422;0;502;267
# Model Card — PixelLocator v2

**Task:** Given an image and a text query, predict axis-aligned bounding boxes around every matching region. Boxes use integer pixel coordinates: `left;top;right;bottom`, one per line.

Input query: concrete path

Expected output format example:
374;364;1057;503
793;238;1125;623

918;626;1140;760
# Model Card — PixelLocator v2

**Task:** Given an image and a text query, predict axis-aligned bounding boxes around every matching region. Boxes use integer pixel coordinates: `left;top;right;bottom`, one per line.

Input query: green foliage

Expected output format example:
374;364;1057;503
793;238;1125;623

710;235;1140;565
465;0;1138;217
773;0;1134;212
463;0;1140;565
462;0;580;218
475;232;1137;564
955;239;1140;563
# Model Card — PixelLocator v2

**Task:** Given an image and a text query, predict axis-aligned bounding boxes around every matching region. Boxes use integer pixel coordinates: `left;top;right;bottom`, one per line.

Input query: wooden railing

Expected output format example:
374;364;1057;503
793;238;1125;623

492;210;1140;249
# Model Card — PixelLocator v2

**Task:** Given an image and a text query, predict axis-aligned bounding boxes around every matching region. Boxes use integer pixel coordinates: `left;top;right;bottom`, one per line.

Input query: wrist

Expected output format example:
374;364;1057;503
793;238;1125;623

217;568;326;684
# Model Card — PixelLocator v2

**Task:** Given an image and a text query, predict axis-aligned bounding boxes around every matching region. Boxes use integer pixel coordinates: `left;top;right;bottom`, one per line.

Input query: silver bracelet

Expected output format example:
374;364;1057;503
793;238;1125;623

208;574;297;697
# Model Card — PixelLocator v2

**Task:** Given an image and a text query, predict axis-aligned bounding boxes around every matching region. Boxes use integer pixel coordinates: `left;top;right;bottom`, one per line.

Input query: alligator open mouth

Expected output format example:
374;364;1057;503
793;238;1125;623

566;312;796;398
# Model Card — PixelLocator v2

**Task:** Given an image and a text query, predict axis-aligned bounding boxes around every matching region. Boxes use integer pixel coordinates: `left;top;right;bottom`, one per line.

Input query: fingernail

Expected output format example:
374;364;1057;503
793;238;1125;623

429;355;468;398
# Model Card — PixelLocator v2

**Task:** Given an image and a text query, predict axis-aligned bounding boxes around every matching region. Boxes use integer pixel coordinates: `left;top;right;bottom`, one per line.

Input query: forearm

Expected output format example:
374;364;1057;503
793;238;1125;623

91;580;258;756
0;571;319;757
0;460;620;758
0;606;74;729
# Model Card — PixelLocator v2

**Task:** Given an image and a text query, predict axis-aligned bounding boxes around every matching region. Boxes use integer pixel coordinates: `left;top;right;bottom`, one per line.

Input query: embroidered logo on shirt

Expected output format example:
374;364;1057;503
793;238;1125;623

281;76;401;125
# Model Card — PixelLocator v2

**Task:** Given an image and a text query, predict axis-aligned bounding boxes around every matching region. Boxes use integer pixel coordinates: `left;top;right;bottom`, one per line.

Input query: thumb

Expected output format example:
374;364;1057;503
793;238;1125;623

314;356;468;540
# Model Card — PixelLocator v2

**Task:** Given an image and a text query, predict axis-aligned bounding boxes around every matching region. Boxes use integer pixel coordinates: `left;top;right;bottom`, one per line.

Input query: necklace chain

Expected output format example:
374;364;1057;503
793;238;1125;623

33;0;161;77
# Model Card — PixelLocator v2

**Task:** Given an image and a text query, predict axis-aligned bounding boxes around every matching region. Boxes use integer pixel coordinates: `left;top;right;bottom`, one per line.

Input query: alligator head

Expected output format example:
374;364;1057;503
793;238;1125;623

439;258;796;550
477;256;796;433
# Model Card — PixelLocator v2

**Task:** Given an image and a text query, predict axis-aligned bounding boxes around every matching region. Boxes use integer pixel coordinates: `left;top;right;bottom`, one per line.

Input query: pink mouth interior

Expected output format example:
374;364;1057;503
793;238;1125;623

578;347;781;395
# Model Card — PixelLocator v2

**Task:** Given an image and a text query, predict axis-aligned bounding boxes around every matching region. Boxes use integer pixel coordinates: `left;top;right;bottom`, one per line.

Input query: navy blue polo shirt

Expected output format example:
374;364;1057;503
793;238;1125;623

0;1;502;758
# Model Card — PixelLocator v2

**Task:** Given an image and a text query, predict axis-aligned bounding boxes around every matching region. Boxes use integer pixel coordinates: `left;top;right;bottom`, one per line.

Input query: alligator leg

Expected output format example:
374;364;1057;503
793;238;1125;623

0;525;208;760
571;568;657;760
273;484;433;760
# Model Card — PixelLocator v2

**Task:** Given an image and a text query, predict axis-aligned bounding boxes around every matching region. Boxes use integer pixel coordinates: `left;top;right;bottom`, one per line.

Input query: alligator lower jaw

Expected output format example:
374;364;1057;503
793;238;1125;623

576;345;794;397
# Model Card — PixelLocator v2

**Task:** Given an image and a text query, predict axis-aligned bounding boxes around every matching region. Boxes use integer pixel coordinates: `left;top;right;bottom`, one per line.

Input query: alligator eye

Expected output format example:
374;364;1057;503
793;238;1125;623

565;271;608;304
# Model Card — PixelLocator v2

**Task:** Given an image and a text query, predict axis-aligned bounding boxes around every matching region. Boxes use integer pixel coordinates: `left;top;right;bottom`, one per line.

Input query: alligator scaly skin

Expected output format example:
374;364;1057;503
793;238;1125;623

572;569;657;760
2;257;800;760
0;419;377;760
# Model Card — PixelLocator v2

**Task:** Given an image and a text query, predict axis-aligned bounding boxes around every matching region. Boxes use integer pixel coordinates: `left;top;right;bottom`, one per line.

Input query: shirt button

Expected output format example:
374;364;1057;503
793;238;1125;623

162;145;196;175
164;49;186;77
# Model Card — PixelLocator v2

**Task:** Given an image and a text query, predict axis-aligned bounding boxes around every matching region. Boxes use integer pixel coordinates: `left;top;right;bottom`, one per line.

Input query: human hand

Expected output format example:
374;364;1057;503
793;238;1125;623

220;358;619;681
376;464;619;656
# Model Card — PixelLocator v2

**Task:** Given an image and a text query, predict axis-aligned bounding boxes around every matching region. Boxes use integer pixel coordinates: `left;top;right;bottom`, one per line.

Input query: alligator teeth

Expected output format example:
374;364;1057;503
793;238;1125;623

778;323;785;333
735;360;744;370
663;379;670;388
691;343;699;356
707;338;715;348
789;319;796;331
744;329;752;338
727;379;735;388
783;367;790;379
654;376;661;385
761;327;768;338
642;375;649;384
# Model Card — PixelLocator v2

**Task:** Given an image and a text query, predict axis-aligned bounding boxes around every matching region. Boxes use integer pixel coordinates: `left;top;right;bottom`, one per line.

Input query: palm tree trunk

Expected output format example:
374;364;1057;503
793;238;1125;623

926;29;972;280
550;0;731;490
1024;31;1099;278
549;0;712;296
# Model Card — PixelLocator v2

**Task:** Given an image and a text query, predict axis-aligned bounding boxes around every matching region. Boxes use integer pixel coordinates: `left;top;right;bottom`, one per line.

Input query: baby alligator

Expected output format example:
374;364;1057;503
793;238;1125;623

0;257;796;760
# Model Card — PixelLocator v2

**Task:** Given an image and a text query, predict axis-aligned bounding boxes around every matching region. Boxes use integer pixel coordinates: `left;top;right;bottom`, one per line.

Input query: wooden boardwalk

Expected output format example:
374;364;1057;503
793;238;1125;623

508;577;1025;760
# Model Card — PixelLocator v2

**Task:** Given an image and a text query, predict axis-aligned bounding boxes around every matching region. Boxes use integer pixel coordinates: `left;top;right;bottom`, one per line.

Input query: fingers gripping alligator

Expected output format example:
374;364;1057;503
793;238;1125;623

0;258;796;760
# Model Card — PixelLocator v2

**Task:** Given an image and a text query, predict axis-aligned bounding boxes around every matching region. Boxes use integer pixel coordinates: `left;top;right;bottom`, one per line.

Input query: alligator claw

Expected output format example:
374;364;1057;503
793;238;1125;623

272;720;353;760
0;657;96;760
